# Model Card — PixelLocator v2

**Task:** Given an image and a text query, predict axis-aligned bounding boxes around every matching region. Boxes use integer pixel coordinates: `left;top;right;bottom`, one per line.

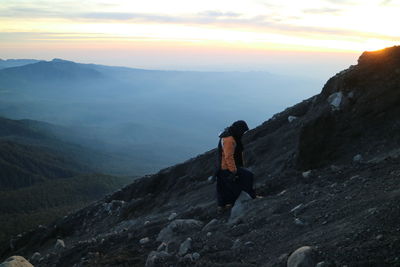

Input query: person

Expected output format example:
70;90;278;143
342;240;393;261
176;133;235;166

215;120;259;212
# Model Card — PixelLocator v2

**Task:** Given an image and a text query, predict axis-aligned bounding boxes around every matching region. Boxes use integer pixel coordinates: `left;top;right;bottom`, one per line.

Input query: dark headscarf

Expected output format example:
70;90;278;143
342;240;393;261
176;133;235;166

217;120;249;169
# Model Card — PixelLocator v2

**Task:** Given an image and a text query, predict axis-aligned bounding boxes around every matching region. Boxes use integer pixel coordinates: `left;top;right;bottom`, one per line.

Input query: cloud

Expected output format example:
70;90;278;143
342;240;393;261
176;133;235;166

323;0;357;4
0;4;398;43
302;8;343;15
380;0;395;5
197;10;242;18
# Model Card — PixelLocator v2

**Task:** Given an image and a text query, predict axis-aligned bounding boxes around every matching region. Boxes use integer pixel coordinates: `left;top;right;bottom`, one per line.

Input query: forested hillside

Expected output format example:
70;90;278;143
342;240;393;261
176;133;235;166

0;116;133;247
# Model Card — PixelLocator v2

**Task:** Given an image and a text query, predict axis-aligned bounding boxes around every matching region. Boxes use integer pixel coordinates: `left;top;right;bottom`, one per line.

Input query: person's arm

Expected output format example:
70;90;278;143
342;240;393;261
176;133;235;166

222;137;237;173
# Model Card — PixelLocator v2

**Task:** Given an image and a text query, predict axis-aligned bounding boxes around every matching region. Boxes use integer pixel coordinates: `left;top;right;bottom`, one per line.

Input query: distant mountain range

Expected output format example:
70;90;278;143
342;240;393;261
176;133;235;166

0;59;41;70
0;58;322;175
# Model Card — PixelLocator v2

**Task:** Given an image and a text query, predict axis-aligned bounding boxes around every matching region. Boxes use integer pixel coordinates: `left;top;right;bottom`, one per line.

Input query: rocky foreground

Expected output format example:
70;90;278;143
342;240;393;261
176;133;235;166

1;46;400;267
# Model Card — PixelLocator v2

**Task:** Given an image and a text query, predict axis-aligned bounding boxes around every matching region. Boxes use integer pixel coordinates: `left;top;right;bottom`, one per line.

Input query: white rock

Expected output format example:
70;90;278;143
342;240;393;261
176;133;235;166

208;176;216;183
278;190;287;196
302;170;312;179
0;256;34;267
288;116;298;123
139;237;150;245
55;239;65;250
290;204;305;214
206;232;212;237
168;213;178;221
328;91;343;110
287;246;315;267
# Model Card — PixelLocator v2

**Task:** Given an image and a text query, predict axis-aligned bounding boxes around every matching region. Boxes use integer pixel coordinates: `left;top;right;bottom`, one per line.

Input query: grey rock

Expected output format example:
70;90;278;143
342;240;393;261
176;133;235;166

294;218;306;226
145;251;173;267
192;252;201;261
348;91;355;99
183;254;193;261
166;241;179;254
157;219;203;243
55;239;65;250
287;246;316;267
288;116;298;123
206;232;212;237
231;239;241;250
302;170;312;179
316;261;328;267
139;237;150;244
103;200;125;215
376;234;384;240
168;213;178;221
353;154;363;162
157;242;167;252
0;256;34;267
279;253;289;264
244;241;254;247
29;252;41;263
178;237;192;256
229;192;253;224
144;220;151;226
328;91;343;110
202;219;219;232
330;165;341;172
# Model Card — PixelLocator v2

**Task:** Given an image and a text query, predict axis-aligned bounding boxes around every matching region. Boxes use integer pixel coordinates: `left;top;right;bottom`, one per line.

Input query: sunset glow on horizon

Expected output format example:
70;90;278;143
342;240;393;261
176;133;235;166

1;0;399;75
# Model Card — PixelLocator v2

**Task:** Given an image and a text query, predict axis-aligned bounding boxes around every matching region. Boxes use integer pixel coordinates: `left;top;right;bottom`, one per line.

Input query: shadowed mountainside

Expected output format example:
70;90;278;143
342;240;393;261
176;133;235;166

2;46;400;266
0;116;134;247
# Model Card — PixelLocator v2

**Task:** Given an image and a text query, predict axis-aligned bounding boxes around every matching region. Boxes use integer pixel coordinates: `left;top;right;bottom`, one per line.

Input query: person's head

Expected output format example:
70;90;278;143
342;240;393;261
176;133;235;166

229;120;249;138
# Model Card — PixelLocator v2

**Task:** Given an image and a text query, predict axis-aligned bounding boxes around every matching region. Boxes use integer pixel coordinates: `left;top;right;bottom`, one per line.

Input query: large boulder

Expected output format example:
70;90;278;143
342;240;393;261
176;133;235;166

287;246;316;267
0;256;34;267
228;192;253;224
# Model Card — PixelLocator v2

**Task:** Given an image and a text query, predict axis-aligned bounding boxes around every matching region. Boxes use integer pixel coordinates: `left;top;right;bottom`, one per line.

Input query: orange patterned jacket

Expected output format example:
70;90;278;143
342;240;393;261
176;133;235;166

220;136;242;173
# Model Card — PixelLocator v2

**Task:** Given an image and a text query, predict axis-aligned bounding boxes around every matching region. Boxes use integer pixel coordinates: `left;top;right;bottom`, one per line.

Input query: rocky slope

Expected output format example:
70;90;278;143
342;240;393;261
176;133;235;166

2;46;400;267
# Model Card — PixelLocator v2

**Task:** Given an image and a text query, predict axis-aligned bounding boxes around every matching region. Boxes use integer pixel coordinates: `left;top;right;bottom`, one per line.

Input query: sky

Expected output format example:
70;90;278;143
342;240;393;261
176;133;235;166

0;0;399;78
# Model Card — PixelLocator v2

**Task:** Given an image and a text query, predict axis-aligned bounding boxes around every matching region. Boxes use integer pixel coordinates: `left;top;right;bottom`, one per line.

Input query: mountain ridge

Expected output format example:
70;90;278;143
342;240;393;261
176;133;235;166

2;46;400;266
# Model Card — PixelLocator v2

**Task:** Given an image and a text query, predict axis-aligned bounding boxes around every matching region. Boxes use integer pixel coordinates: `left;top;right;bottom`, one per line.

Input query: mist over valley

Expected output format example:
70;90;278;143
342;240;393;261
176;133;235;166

0;58;323;175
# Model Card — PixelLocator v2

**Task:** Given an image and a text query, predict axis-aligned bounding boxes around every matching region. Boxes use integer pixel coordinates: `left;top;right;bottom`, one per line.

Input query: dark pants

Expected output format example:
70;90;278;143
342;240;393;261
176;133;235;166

216;168;256;206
